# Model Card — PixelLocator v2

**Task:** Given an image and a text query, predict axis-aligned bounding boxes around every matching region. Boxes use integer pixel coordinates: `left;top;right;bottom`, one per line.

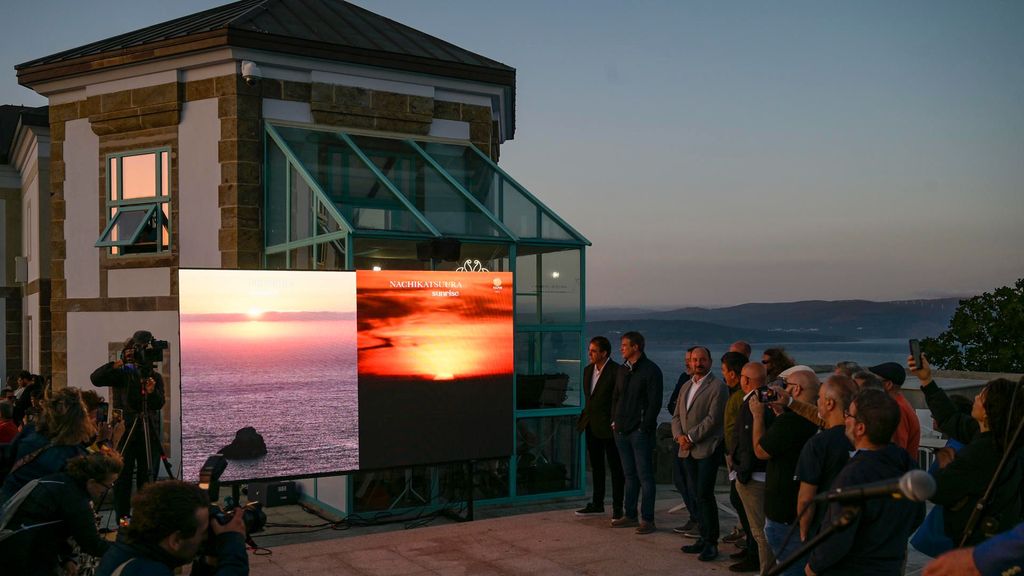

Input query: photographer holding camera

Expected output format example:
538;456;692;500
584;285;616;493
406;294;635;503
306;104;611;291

90;330;167;519
95;480;248;576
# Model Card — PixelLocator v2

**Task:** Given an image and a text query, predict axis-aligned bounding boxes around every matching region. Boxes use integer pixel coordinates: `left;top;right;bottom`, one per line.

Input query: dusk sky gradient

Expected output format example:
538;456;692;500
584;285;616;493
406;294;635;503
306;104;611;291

3;1;1021;307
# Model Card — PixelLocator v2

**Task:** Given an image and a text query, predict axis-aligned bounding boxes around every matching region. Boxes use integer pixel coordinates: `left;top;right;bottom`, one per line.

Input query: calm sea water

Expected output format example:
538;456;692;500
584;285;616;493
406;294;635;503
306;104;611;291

647;338;908;423
180;319;359;482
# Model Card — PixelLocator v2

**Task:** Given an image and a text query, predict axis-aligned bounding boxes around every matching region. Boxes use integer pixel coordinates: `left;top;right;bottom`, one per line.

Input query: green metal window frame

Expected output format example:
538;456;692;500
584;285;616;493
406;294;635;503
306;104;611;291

262;120;590;509
96;148;172;253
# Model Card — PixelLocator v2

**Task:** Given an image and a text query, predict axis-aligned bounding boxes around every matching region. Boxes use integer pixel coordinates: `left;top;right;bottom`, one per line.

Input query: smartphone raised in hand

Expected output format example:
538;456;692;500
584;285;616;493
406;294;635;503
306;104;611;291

909;339;922;368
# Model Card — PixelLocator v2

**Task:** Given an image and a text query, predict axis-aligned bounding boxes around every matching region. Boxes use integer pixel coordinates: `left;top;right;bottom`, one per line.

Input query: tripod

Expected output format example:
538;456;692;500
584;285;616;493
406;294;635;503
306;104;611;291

113;375;174;518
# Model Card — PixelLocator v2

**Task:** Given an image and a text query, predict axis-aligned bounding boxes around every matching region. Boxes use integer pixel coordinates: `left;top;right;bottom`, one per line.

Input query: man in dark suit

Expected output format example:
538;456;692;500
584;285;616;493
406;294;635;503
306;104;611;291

575;336;624;518
672;346;729;561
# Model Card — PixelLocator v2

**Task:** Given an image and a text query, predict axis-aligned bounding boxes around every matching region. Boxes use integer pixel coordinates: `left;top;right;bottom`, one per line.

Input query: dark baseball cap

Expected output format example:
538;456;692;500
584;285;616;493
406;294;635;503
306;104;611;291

869;362;906;387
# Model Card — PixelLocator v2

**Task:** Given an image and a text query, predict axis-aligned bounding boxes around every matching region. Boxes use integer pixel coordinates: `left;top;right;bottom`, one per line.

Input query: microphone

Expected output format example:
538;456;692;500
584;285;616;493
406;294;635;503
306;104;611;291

815;470;935;503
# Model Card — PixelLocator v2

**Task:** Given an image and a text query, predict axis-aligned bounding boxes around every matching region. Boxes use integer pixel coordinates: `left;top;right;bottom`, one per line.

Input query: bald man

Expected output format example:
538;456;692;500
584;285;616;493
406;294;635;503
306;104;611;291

731;362;774;574
730;341;752;358
753;369;821;576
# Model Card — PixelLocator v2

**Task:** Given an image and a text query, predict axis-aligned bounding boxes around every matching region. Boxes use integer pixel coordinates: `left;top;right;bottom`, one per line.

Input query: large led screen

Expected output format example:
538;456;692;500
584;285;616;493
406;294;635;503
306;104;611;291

179;270;358;482
178;269;513;481
356;270;514;470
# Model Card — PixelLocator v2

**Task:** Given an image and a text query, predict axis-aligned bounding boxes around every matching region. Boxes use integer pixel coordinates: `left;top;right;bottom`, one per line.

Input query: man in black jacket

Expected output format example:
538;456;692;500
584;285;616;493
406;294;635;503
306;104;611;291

575;336;624;518
806;389;925;576
610;331;663;533
95;480;248;576
732;361;774;574
90;330;166;519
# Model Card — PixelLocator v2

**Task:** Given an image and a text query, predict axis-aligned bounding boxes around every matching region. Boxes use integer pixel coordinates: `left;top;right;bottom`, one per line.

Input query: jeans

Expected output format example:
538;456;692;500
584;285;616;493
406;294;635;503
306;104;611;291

614;428;656;522
765;518;805;576
682;444;724;544
585;428;624;515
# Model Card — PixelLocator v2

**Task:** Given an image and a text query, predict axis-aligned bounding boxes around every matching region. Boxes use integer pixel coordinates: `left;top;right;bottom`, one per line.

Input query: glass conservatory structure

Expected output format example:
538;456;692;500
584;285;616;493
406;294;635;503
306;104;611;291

264;122;590;512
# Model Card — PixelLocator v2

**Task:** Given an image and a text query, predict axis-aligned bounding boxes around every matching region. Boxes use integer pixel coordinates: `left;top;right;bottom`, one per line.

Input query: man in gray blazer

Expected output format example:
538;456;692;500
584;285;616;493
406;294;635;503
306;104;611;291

671;346;729;562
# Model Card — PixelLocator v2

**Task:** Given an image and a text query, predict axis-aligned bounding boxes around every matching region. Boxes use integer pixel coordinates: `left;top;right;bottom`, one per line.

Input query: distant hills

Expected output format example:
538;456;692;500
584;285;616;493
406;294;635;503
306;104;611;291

587;298;960;344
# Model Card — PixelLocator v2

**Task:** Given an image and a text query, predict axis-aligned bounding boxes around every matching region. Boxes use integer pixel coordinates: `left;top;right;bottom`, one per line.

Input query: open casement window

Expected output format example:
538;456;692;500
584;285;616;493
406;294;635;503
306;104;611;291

97;150;171;254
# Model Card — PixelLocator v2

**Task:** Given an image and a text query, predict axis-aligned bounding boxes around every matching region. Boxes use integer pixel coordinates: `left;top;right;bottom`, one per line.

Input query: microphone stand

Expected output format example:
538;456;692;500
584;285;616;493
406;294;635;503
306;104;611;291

765;505;860;576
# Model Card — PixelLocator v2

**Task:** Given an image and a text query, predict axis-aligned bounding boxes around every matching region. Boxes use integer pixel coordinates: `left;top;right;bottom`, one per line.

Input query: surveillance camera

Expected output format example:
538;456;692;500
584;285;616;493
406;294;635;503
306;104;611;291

240;60;262;86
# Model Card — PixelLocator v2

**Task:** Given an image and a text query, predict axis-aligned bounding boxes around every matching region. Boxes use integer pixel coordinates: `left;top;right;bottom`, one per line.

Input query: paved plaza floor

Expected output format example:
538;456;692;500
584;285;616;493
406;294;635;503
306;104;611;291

238;484;931;576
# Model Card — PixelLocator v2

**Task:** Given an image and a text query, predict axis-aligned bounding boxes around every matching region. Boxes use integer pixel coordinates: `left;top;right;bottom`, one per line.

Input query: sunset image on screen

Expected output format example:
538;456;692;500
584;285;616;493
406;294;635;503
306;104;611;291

355;269;514;469
179;269;358;481
356;270;514;381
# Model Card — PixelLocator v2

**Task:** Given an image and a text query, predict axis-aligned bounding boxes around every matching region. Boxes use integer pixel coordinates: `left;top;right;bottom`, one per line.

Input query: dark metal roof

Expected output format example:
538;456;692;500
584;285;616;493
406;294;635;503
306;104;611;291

1;105;48;164
17;0;513;77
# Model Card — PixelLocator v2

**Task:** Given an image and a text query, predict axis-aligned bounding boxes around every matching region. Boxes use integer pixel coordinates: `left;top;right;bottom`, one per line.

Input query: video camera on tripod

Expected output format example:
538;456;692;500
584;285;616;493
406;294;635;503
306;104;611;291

120;330;169;375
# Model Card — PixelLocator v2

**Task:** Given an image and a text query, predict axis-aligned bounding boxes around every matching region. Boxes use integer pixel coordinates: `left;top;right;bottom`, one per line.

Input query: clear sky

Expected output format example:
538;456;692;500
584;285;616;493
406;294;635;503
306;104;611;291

2;1;1022;307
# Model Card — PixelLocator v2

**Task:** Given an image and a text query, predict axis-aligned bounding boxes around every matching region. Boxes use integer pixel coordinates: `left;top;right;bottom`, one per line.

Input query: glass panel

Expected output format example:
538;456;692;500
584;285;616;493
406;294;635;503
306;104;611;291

266;140;288;246
539;249;581;324
289;166;312;243
516;294;538;325
315;237;346;271
353;237;430;271
439;458;510;501
432;243;510;272
515;331;581;408
352;466;432;512
348;134;505;238
160;151;169;196
108;157;117;202
417;141;554;239
160;204;170;248
540;213;575;241
289;244;312;270
516;415;579;495
501;179;538;238
273;126;429;234
316;199;344;236
98;206;153;246
416;141;500;214
121;153;157;199
129;208;161;255
265;251;287;270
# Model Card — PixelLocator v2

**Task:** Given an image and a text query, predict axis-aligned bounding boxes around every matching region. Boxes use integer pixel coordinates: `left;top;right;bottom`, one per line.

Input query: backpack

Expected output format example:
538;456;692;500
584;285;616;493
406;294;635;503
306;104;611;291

0;478;64;544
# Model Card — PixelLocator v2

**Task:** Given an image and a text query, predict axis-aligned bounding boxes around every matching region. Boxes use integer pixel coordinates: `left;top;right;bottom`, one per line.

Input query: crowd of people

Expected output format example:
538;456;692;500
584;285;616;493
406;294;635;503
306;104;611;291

575;333;1024;576
0;330;248;575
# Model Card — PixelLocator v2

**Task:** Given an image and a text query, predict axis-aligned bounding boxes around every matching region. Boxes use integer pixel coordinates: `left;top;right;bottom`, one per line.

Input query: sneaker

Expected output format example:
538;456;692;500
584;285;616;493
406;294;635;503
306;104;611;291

611;516;638;528
672;519;699;534
574;503;605;516
635;522;656;534
722;526;745;544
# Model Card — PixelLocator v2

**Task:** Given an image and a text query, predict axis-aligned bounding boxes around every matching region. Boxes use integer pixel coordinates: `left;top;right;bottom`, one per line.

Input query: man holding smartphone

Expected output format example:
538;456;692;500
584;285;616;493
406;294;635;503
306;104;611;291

868;361;920;457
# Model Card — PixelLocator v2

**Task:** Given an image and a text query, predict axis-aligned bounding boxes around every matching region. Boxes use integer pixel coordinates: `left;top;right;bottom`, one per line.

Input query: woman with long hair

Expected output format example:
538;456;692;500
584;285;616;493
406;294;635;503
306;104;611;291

762;347;796;381
1;387;95;500
910;355;1024;546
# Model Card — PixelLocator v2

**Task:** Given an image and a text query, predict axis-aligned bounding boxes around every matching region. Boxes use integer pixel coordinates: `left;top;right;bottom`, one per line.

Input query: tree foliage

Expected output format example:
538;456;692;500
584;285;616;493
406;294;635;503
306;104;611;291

921;278;1024;373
